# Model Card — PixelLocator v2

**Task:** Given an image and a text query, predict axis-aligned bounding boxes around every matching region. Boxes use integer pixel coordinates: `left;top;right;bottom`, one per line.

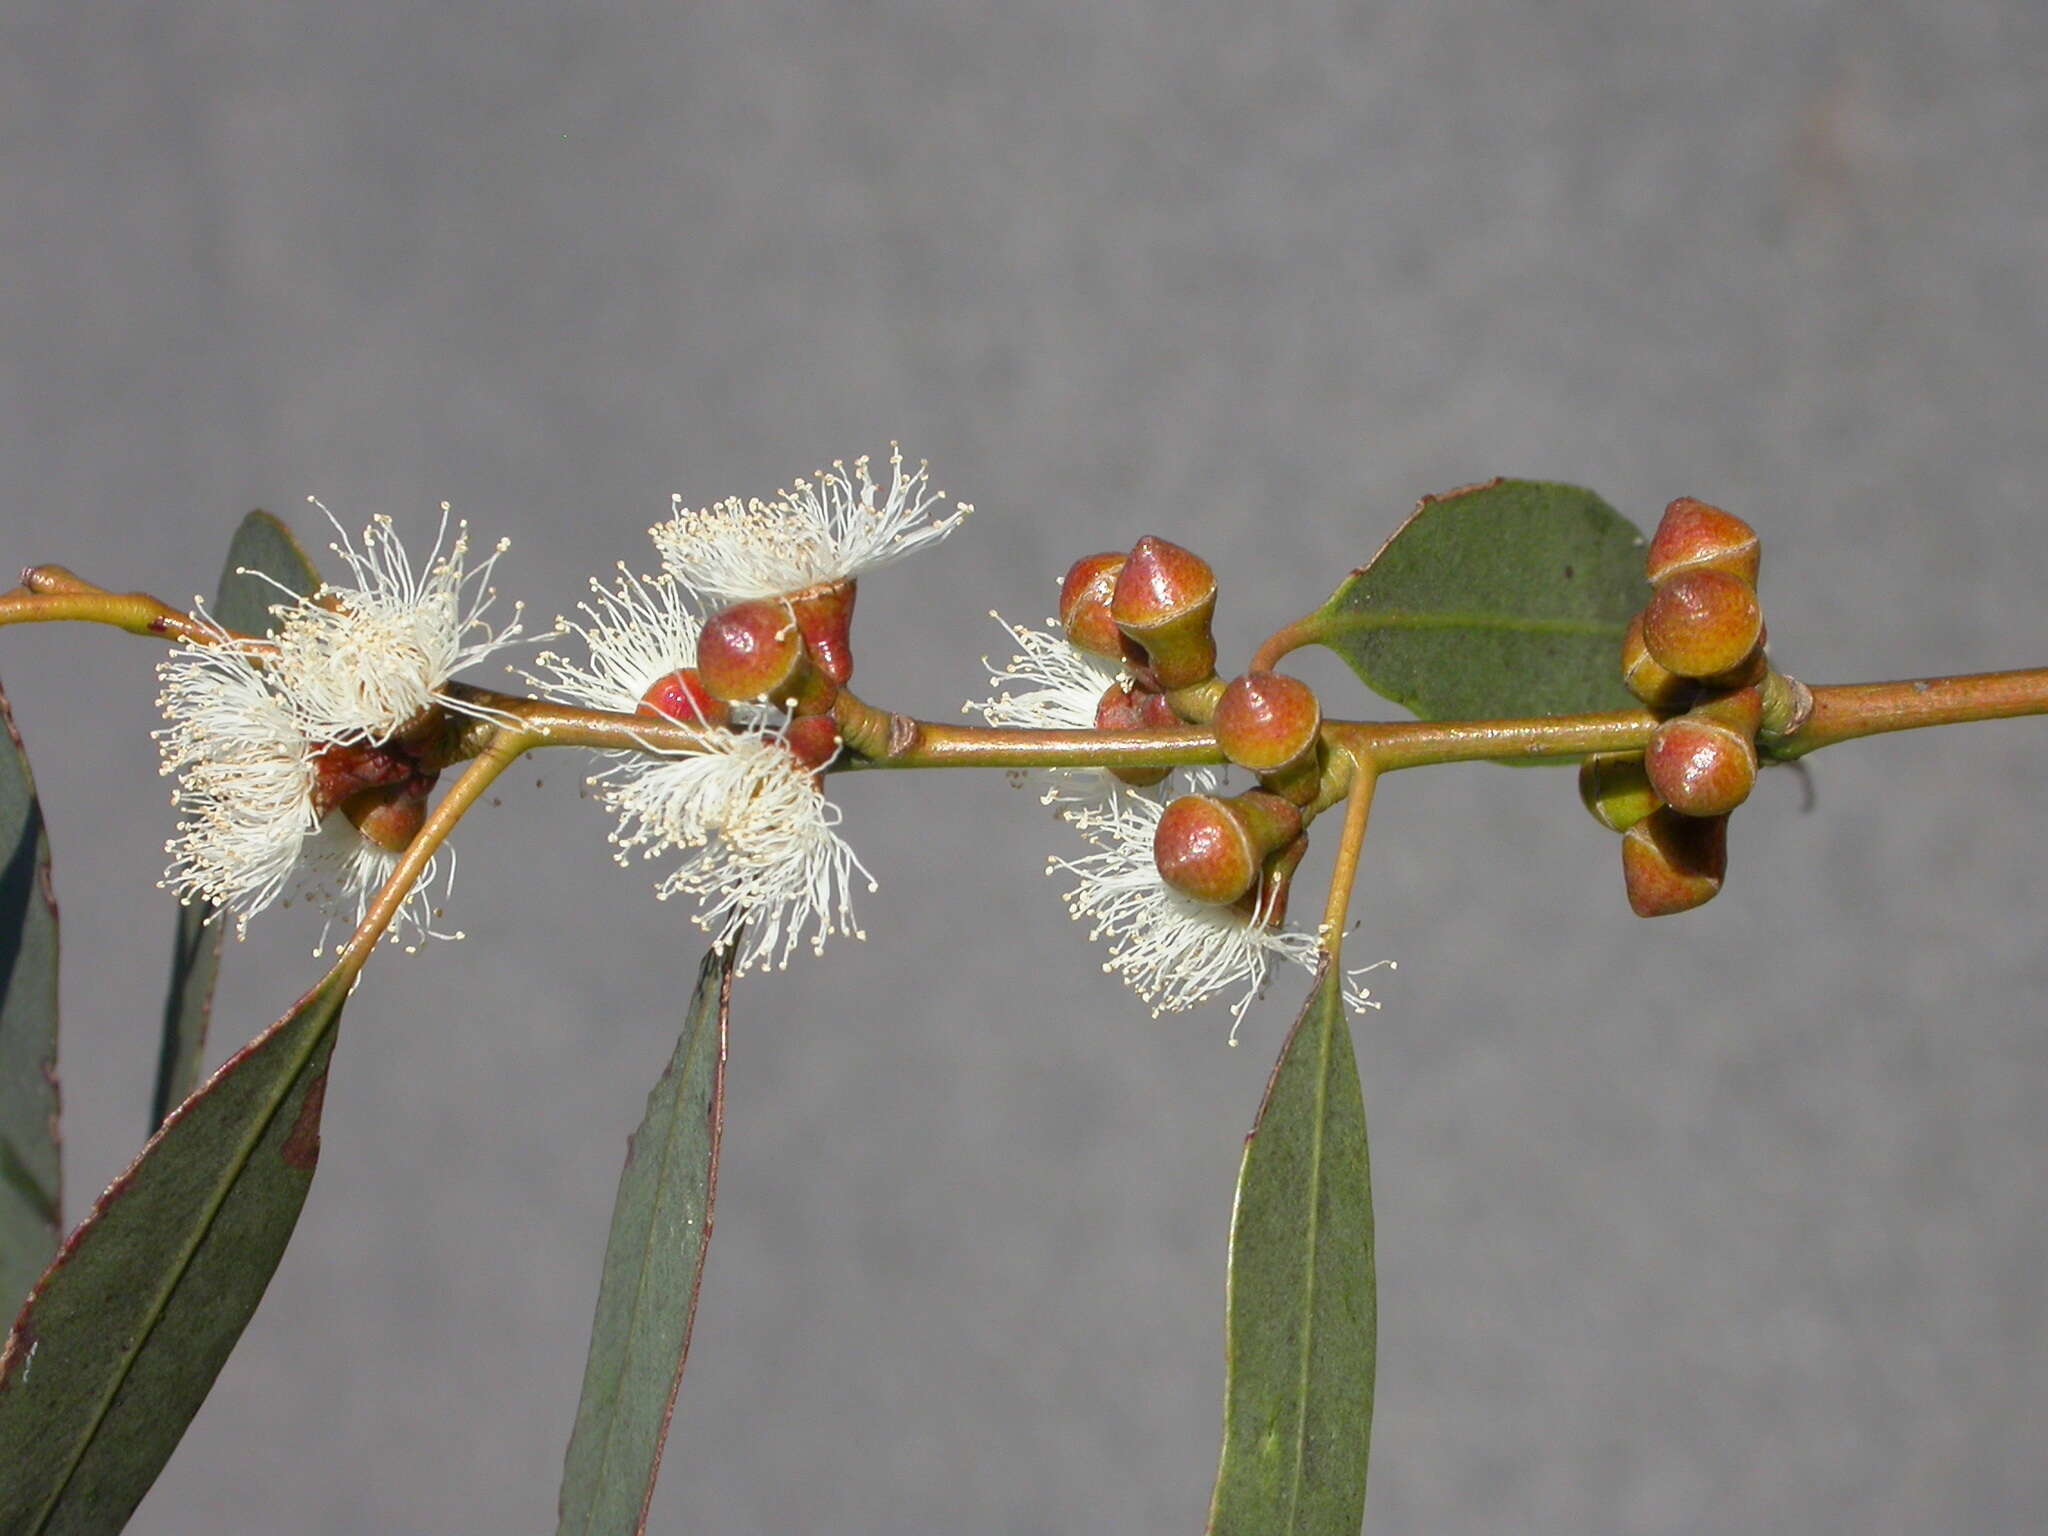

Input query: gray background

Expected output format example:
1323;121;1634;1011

3;2;2045;1532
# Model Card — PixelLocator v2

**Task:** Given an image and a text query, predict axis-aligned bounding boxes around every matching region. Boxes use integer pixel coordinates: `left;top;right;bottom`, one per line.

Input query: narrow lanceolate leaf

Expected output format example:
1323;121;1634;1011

1309;478;1646;722
557;947;734;1536
1208;963;1375;1536
0;683;61;1315
151;511;322;1130
0;969;346;1536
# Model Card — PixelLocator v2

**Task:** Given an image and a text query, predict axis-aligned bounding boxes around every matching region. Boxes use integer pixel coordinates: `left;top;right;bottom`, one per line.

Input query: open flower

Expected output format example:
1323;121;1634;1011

270;501;526;746
969;612;1225;807
1050;793;1385;1040
651;445;971;607
523;568;875;973
156;617;453;949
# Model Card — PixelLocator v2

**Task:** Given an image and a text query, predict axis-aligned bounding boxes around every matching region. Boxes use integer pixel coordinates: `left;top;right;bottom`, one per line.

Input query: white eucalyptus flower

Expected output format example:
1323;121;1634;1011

270;501;526;746
652;444;971;606
155;617;453;947
968;612;1225;807
524;567;874;974
1050;793;1387;1041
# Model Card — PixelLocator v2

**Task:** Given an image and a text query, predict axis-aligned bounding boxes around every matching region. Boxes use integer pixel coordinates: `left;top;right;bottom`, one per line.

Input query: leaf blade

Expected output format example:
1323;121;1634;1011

556;947;734;1536
1207;963;1375;1536
1310;478;1646;722
0;969;346;1535
0;682;61;1315
150;511;322;1130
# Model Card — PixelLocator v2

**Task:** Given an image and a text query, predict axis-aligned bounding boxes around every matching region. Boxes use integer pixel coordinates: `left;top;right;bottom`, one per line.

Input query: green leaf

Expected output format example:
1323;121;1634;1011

0;969;346;1535
0;682;61;1315
151;511;322;1131
557;947;734;1536
1207;963;1375;1536
1308;478;1646;721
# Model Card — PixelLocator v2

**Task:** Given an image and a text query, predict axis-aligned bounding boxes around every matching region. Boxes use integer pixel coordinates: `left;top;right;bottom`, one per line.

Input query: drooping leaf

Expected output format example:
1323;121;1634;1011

0;682;61;1315
0;969;346;1535
557;947;734;1536
1207;963;1375;1536
150;511;322;1130
1308;478;1646;721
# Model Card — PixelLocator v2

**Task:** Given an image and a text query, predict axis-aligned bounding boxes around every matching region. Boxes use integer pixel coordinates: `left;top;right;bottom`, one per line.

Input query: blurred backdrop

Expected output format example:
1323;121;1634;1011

3;3;2045;1531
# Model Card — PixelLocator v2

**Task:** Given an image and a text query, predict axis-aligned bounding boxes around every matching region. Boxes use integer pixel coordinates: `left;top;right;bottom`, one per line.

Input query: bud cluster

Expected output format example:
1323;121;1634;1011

1584;496;1783;917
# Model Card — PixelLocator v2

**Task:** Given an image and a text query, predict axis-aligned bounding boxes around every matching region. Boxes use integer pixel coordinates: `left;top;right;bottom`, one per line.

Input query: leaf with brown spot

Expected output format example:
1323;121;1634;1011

0;966;346;1534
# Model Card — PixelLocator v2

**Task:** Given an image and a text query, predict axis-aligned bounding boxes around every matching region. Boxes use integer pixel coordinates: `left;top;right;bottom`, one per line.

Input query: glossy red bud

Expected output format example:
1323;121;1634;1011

1213;671;1322;774
1621;808;1728;916
789;580;858;685
638;667;729;728
1641;568;1763;680
1647;497;1761;587
697;599;806;704
1059;552;1130;661
1111;536;1219;690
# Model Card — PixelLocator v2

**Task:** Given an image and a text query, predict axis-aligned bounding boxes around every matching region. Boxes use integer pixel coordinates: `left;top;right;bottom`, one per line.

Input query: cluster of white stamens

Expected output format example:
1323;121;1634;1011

525;567;874;973
1049;794;1387;1043
652;444;971;606
155;506;521;948
270;501;525;746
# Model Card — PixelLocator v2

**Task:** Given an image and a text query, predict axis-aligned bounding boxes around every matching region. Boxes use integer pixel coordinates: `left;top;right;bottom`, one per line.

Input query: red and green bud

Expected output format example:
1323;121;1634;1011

788;580;858;685
311;741;417;818
1213;671;1322;775
1644;717;1757;817
1621;611;1695;711
1059;552;1131;662
637;667;729;728
1153;790;1304;907
1111;536;1219;691
1621;807;1728;917
697;599;808;705
1641;568;1764;680
1646;497;1761;587
1095;682;1179;789
1578;752;1660;833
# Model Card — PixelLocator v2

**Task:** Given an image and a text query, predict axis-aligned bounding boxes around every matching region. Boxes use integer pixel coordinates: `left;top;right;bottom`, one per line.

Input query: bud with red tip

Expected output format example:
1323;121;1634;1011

1621;612;1695;711
1646;497;1761;587
1214;671;1322;775
1621;807;1728;916
788;581;858;685
1644;684;1762;817
1153;790;1304;906
1641;568;1763;681
697;599;809;706
638;668;729;728
1578;752;1660;833
1111;536;1218;690
1059;552;1131;662
1095;681;1178;788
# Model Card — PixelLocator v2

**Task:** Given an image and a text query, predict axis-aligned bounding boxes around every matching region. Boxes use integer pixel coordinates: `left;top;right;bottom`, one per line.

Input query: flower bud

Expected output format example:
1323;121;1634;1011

1646;497;1762;587
697;599;807;705
1095;682;1176;788
340;774;435;854
783;713;843;771
1621;612;1694;711
1111;536;1219;690
311;741;416;817
1059;552;1130;662
1644;715;1757;817
1621;808;1727;917
1153;791;1303;906
1641;568;1763;680
788;580;858;685
637;668;729;728
1578;752;1659;833
1213;671;1321;775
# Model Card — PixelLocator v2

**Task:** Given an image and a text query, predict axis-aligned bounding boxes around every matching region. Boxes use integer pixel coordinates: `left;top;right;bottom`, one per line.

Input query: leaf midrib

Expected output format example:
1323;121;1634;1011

1281;980;1336;1531
20;988;339;1534
1316;609;1626;639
